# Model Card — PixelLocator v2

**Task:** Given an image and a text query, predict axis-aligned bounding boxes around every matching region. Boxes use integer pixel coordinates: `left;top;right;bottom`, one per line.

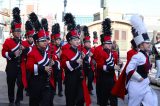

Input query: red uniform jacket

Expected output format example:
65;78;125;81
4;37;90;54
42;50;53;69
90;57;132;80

61;45;91;106
48;43;61;70
26;46;56;88
93;45;118;82
93;45;107;70
2;38;30;88
61;43;70;51
82;47;94;72
111;48;137;100
90;46;96;55
26;46;49;74
48;43;61;86
2;38;21;60
54;45;61;59
20;40;34;88
93;45;118;70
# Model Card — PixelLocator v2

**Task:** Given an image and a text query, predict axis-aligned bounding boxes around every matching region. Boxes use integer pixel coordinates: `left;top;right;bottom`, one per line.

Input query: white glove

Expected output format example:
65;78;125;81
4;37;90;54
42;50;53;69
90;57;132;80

76;58;83;65
89;52;93;57
114;65;120;70
45;66;52;75
14;50;21;57
49;60;55;66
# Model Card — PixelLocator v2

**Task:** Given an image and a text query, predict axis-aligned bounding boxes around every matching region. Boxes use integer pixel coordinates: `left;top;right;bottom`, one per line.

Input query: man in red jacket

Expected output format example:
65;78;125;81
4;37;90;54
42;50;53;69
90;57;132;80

20;20;35;96
111;39;138;100
93;18;119;106
51;23;63;97
27;12;57;106
61;13;91;106
91;31;99;53
1;7;24;106
23;20;34;48
82;26;94;95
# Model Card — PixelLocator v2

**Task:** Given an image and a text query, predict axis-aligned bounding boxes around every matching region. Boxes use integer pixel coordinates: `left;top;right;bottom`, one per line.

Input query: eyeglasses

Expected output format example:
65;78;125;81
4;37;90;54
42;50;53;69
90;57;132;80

39;40;46;42
14;29;22;33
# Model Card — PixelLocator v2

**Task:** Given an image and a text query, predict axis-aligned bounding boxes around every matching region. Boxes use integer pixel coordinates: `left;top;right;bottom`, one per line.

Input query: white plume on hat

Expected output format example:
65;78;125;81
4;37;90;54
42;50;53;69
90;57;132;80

130;15;150;46
130;15;147;36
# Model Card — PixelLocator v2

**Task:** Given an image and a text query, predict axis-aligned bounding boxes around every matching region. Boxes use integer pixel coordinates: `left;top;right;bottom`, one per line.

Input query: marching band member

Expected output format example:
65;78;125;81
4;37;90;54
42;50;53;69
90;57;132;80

51;23;63;97
41;18;50;52
126;15;158;106
21;20;35;96
91;31;99;53
111;39;138;100
23;21;35;48
93;18;119;106
82;26;94;95
41;17;61;106
26;12;55;106
90;31;99;103
152;34;160;78
1;7;24;106
61;13;90;106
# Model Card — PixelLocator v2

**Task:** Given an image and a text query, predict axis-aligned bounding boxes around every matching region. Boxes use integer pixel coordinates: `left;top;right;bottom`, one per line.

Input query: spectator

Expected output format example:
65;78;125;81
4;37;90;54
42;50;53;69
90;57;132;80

152;34;160;78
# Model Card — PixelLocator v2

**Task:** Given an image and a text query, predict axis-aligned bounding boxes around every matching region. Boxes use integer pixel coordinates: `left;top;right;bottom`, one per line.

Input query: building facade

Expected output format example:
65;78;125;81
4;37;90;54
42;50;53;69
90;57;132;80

88;19;132;58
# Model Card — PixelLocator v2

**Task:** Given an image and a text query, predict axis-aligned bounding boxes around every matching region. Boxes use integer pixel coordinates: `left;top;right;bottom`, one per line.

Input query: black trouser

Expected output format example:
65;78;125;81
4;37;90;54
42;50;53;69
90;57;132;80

96;81;100;104
96;71;117;106
65;70;84;106
50;85;55;106
54;69;62;94
84;69;94;92
29;76;51;106
6;65;23;103
25;70;31;94
29;87;50;106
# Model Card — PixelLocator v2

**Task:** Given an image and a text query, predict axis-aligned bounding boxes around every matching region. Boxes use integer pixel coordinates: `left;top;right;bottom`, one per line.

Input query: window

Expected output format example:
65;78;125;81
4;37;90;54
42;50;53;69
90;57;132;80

122;31;126;40
114;30;119;40
93;12;100;21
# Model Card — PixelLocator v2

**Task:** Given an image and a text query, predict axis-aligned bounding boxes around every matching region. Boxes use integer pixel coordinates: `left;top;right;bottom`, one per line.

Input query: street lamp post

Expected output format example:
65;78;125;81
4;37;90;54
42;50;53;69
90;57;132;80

63;0;67;38
17;0;23;8
37;0;39;15
64;0;67;10
101;0;108;20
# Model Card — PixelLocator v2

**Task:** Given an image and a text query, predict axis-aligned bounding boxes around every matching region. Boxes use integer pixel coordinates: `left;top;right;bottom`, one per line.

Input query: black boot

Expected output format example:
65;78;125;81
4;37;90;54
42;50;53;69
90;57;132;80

8;102;15;106
89;91;94;95
58;92;63;97
15;100;20;106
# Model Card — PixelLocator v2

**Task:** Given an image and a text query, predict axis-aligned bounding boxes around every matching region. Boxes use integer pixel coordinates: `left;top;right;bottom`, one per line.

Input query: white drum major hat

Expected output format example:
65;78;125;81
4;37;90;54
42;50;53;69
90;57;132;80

130;15;150;46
